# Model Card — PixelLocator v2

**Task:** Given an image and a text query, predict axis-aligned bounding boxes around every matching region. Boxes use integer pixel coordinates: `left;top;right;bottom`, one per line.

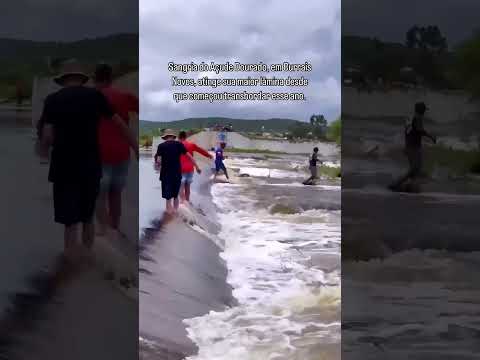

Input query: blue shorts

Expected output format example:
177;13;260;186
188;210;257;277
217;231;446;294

181;172;194;184
100;161;129;192
215;161;226;172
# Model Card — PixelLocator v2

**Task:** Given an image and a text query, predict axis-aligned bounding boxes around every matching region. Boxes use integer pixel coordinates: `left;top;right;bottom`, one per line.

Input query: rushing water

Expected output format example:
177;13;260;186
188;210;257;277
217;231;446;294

342;116;480;359
187;154;341;359
139;151;341;359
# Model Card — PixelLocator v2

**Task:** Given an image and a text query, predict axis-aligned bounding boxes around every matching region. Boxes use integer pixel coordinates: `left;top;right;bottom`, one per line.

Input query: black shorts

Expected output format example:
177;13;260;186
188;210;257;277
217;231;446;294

53;180;100;226
161;177;181;200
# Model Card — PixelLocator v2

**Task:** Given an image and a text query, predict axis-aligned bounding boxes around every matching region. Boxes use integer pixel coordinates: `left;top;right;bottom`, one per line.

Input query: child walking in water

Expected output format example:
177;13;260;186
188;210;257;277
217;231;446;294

214;142;229;180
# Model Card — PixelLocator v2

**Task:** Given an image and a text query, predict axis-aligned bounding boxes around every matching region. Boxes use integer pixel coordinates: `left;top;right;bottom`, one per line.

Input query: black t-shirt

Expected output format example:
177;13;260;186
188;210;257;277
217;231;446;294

42;86;114;182
155;140;187;180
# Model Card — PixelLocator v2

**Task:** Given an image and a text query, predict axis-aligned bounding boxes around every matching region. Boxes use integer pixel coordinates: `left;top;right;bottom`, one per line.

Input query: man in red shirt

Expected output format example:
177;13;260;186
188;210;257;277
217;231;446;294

178;131;213;203
94;63;139;236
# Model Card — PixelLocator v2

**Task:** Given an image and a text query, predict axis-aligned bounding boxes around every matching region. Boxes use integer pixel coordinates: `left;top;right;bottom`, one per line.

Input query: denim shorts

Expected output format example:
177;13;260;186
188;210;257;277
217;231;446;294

181;172;194;184
100;160;129;192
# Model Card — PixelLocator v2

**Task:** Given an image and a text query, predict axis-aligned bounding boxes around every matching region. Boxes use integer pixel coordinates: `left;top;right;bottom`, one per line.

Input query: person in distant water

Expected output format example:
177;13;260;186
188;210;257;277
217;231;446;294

94;63;139;238
218;129;227;144
389;102;436;190
178;131;212;203
214;142;229;180
303;147;321;185
39;60;138;262
154;129;200;214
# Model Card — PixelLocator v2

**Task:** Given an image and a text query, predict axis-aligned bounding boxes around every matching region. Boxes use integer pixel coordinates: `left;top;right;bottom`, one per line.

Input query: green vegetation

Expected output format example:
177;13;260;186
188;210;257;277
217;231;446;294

285;116;340;143
326;118;341;145
319;165;341;179
140;118;302;133
139;127;203;148
0;34;138;99
141;117;342;143
342;30;457;89
454;32;480;97
424;145;480;176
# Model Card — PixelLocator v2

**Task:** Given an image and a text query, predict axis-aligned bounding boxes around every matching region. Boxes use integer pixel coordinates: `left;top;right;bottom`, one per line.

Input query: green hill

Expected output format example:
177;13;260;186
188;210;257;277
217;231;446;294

342;35;456;89
0;33;138;98
140;117;303;134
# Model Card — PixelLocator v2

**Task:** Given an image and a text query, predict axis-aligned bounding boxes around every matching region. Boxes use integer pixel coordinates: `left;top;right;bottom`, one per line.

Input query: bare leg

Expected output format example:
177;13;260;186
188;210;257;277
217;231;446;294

108;189;122;230
64;224;79;261
179;182;186;202
166;199;173;214
173;197;180;212
82;221;95;249
95;190;109;235
184;183;191;202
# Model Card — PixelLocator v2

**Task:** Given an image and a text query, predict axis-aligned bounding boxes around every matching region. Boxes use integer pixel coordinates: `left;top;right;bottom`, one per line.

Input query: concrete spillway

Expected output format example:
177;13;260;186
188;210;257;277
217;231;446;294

152;131;339;156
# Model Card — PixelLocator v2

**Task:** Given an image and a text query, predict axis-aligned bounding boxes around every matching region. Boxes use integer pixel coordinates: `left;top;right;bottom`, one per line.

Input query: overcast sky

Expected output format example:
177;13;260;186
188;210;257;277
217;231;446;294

1;0;137;41
343;0;480;47
140;0;341;123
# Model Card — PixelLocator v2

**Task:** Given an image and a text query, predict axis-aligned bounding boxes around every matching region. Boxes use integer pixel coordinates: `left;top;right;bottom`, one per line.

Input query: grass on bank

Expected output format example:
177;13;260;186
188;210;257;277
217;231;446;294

424;145;480;176
319;165;341;178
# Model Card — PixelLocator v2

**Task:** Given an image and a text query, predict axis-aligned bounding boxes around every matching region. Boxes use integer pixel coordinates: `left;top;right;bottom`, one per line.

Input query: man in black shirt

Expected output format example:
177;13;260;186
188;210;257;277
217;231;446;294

40;60;138;262
389;102;436;190
154;129;199;215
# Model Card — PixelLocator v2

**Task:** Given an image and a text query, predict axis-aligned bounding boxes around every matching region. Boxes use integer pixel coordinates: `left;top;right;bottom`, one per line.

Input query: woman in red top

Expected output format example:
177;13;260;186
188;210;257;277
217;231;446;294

178;131;213;203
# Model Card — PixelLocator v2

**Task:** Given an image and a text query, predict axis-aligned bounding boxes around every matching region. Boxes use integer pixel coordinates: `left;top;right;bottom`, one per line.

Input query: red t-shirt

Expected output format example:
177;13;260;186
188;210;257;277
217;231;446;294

180;140;211;173
98;86;139;164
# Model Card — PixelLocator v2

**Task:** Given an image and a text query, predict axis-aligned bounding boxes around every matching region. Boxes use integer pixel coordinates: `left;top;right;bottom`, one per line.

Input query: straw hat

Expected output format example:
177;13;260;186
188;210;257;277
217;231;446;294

53;59;90;86
161;129;177;140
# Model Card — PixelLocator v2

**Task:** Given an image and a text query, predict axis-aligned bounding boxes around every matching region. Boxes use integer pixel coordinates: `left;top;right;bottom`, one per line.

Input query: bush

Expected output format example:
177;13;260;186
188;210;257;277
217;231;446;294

327;118;341;145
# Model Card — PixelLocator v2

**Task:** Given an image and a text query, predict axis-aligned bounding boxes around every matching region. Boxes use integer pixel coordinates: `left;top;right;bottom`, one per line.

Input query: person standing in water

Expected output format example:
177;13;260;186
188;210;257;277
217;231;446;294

214;142;229;180
154;129;201;214
40;60;138;262
303;147;321;185
389;102;436;190
178;131;212;203
94;63;139;237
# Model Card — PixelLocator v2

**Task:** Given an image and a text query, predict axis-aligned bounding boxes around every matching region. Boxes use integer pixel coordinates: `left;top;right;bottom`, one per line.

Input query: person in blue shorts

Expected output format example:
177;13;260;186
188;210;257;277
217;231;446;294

213;142;229;180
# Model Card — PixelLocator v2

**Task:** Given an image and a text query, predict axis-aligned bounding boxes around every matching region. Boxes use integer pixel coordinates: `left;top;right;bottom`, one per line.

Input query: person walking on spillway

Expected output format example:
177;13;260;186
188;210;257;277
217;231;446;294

213;142;229;181
154;129;201;215
178;130;212;203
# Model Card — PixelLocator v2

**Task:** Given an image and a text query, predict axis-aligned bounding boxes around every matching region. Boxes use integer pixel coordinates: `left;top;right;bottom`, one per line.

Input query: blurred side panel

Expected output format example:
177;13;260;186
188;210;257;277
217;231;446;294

0;1;139;359
342;0;480;359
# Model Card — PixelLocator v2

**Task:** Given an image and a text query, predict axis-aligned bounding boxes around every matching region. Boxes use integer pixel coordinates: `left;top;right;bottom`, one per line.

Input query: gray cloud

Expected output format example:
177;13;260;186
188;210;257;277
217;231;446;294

1;0;137;41
140;0;340;122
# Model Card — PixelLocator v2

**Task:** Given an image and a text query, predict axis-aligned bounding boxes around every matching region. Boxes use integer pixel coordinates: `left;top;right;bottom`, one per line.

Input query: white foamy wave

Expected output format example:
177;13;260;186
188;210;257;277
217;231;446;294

184;182;340;359
238;167;303;179
267;183;341;191
323;161;340;168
